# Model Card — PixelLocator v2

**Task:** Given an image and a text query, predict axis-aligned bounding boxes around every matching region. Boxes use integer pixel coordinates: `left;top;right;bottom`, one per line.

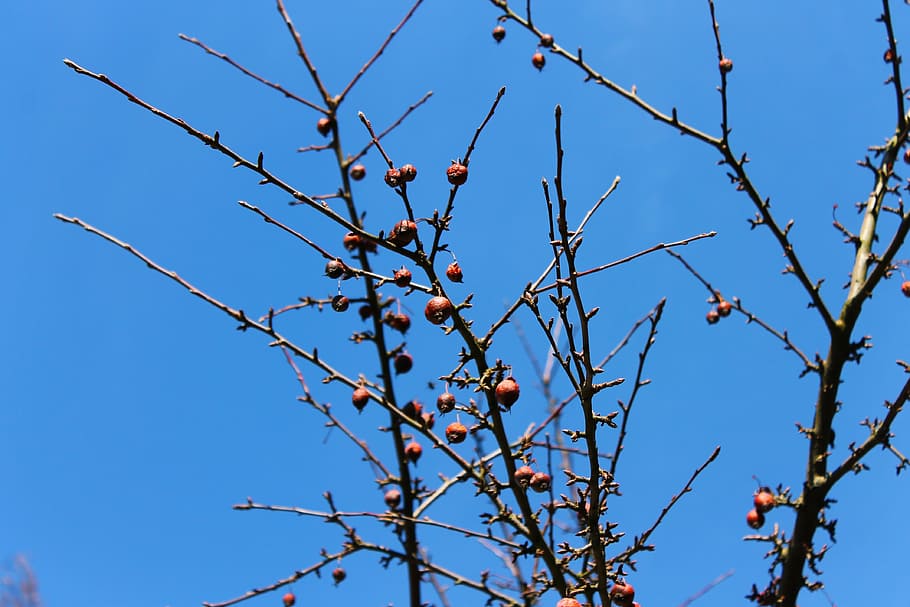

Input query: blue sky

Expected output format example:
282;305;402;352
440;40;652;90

4;2;909;606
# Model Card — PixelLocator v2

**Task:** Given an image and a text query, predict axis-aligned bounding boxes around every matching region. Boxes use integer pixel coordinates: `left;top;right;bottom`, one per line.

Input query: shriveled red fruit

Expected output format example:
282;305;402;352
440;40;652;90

404;441;422;463
529;471;551;493
384;488;401;509
754;488;775;513
436;392;456;414
393;267;412;287
325;258;346;278
350;164;366;181
717;300;733;317
904;148;910;165
332;567;346;584
387;312;411;334
331;295;350;312
446;162;468;186
706;309;720;325
394;352;413;374
719;57;734;73
556;598;581;607
422;411;435;429
343;232;360;251
746;508;765;529
495;377;520;407
445;261;463;283
610;582;636;606
539;33;554;48
884;48;895;63
402;400;423;419
425;296;454;325
384;167;402;187
492;25;506;42
388;219;418;247
316;117;333;136
532;52;546;70
282;592;296;607
399;163;418;183
358;304;374;321
514;465;534;487
901;280;910;297
445;421;468;444
352;387;370;412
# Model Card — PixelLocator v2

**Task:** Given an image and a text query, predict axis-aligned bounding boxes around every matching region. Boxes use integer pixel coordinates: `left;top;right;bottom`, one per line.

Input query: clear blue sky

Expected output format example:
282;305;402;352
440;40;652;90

3;2;908;606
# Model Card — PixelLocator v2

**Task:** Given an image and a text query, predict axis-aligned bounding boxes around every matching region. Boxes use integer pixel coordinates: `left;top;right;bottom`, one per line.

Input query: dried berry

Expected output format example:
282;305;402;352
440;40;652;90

325;258;346;279
388;219;418;247
394;352;413;374
529;471;551;493
445;421;468;444
514;465;534;487
746;508;765;529
358;304;374;321
399;163;418;182
331;294;350;312
343;232;360;251
384;488;401;509
316;117;333;136
717;300;733;317
387;313;411;334
445;261;463;283
402;399;423;419
436;391;456;414
902;280;910;297
539;33;554;48
754;488;775;513
492;25;506;42
404;441;422;463
719;57;733;73
532;52;546;70
556;598;581;607
352;387;370;412
884;48;895;63
332;567;346;584
384;167;402;187
495;377;520;407
706;309;720;325
349;164;366;181
422;411;435;429
446;162;468;186
393;267;412;287
610;582;636;606
282;592;296;607
425;296;454;325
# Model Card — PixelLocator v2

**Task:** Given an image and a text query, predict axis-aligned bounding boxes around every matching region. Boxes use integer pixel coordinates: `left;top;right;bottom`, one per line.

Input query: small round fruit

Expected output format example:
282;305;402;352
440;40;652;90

394;352;413;374
719;57;734;73
325;258;346;278
316;117;333;136
529;471;551;493
282;592;296;607
532;52;546;70
388;219;418;247
352;387;370;412
556;598;581;607
350;164;366;181
402;399;423;419
706;309;720;325
446;162;468;186
399;163;418;182
514;465;534;487
754;488;775;513
384;167;402;187
393;267;412;287
332;567;346;584
436;392;456;414
422;411;435;429
746;508;765;529
425;296;454;325
717;300;733;317
384;488;402;509
445;421;468;444
610;582;636;606
358;304;374;321
884;48;895;63
901;280;910;297
495;378;520;407
539;33;554;48
404;441;422;463
343;232;360;251
331;295;350;312
445;261;463;283
492;25;506;42
904;148;910;165
387;313;411;334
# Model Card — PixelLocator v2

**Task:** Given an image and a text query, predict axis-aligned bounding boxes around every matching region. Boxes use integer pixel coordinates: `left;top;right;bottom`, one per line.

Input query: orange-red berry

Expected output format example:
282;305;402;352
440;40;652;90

394;352;413;374
425;296;454;325
350;164;366;180
446;162;468;186
446;261;463;283
530;471;551;493
492;25;506;42
495;377;520;407
343;232;360;251
556;598;581;607
754;488;775;513
352;387;370;412
719;57;733;73
884;48;895;63
746;508;765;529
399;164;418;182
325;258;346;279
384;168;402;187
532;52;546;70
386;312;411;334
539;34;554;48
393;267;412;287
282;592;296;607
384;488;401;509
445;421;468;443
332;567;346;584
901;280;910;297
437;392;456;414
514;465;534;487
706;309;720;324
316;117;333;136
388;220;418;247
331;295;350;312
404;441;422;463
717;300;733;317
610;582;636;606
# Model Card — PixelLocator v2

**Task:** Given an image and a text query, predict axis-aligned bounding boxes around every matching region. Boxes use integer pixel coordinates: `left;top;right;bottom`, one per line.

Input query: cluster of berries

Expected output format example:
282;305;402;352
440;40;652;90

554;581;638;607
705;299;733;325
746;487;776;530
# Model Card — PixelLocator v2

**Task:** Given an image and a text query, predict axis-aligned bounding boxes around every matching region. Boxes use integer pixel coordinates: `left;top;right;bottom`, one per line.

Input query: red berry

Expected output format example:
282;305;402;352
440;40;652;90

283;592;296;607
495;377;520;407
404;441;422;463
394;352;413;374
424;296;454;325
445;421;468;443
446;162;468;186
556;598;581;607
532;52;546;70
529;471;551;493
349;164;366;180
901;280;910;297
903;148;910;165
388;219;418;247
610;582;636;606
445;261;463;283
436;392;456;414
746;508;765;529
717;300;733;317
393;267;413;287
384;488;401;509
706;309;720;325
325;258;346;278
514;465;534;487
316;117;333;136
399;164;418;182
352;387;370;412
331;295;350;312
884;48;895;63
492;25;506;42
332;567;346;584
384;168;402;187
539;33;554;48
358;304;374;321
422;411;435;429
386;312;411;334
719;57;733;73
402;399;423;419
343;232;360;251
754;489;775;513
